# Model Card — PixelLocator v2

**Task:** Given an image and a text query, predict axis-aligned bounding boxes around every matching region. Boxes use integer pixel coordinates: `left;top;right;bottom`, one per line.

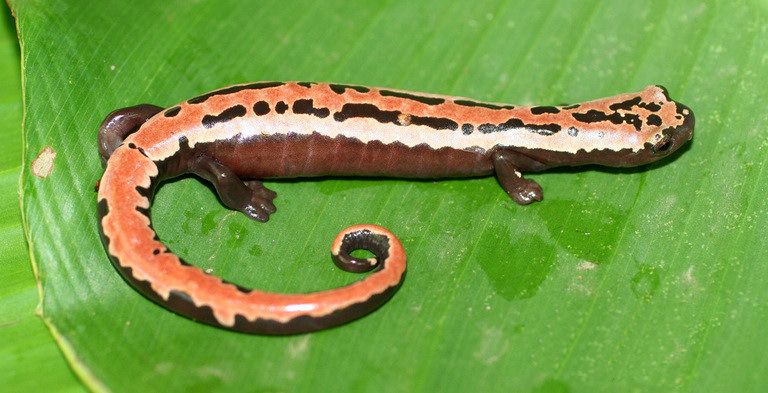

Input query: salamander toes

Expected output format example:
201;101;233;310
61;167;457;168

253;196;276;215
242;204;274;222
240;181;278;221
507;179;543;205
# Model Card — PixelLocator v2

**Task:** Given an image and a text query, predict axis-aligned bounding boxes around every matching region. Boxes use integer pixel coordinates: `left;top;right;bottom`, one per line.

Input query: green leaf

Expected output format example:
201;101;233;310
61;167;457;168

13;1;768;392
0;3;83;392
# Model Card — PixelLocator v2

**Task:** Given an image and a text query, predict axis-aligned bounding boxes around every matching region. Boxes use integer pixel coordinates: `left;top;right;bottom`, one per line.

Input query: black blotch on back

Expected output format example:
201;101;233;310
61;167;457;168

329;84;371;94
477;117;562;135
646;114;662;126
164;106;181;117
297;82;314;88
253;101;270;116
188;82;285;104
608;97;641;111
275;101;288;114
379;90;445;105
573;109;642;131
531;106;561;115
640;102;662;112
334;103;400;124
292;99;330;118
202;105;247;128
461;124;474;135
453;99;514;110
573;110;607;123
609;96;662;112
410;116;459;131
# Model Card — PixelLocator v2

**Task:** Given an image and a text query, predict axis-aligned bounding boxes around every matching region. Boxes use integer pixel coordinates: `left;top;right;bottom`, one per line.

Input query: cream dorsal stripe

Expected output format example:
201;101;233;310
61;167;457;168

132;82;691;162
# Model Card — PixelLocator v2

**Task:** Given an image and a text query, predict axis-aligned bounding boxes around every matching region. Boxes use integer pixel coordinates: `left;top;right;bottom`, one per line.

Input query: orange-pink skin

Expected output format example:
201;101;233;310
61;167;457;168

99;150;404;327
99;82;691;331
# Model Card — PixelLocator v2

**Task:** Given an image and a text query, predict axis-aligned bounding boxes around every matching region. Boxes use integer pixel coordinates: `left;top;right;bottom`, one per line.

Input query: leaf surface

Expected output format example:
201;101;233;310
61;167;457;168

12;1;768;392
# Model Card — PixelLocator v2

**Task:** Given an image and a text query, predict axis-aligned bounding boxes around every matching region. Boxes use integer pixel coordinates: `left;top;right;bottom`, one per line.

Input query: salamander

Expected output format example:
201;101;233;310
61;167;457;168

96;82;694;334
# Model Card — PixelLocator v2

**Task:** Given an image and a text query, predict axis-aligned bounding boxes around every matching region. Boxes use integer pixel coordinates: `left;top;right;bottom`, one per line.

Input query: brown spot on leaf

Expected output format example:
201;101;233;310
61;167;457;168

31;146;57;178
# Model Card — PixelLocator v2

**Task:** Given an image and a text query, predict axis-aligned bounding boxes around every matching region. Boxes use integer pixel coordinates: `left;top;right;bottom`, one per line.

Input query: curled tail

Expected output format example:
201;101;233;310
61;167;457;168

96;106;406;334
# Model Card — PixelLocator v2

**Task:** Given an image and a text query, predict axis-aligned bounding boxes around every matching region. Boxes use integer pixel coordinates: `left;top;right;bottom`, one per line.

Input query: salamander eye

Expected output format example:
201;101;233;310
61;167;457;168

653;136;674;155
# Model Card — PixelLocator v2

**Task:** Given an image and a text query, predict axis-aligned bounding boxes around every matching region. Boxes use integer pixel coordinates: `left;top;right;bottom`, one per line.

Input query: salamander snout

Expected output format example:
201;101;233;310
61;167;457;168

677;104;695;142
651;103;694;156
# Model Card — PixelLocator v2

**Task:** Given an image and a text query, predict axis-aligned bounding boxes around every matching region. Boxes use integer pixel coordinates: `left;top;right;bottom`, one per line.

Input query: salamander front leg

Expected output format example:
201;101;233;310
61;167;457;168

492;151;543;205
189;156;277;222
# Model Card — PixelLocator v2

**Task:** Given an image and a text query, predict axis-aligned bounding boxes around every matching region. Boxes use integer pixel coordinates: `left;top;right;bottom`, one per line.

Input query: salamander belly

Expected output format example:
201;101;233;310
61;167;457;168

198;133;494;179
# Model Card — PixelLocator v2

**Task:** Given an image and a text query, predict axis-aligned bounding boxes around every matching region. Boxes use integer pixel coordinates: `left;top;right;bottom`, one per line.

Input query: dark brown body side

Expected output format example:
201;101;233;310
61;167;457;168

169;132;496;179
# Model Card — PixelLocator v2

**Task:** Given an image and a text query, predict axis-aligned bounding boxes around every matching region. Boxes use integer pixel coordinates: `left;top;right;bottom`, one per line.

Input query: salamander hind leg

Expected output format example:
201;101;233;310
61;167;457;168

492;150;544;205
189;156;277;222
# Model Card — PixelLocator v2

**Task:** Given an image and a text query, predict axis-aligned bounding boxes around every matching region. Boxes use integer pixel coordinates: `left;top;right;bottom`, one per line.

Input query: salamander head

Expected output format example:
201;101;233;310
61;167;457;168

636;85;694;161
564;85;695;167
